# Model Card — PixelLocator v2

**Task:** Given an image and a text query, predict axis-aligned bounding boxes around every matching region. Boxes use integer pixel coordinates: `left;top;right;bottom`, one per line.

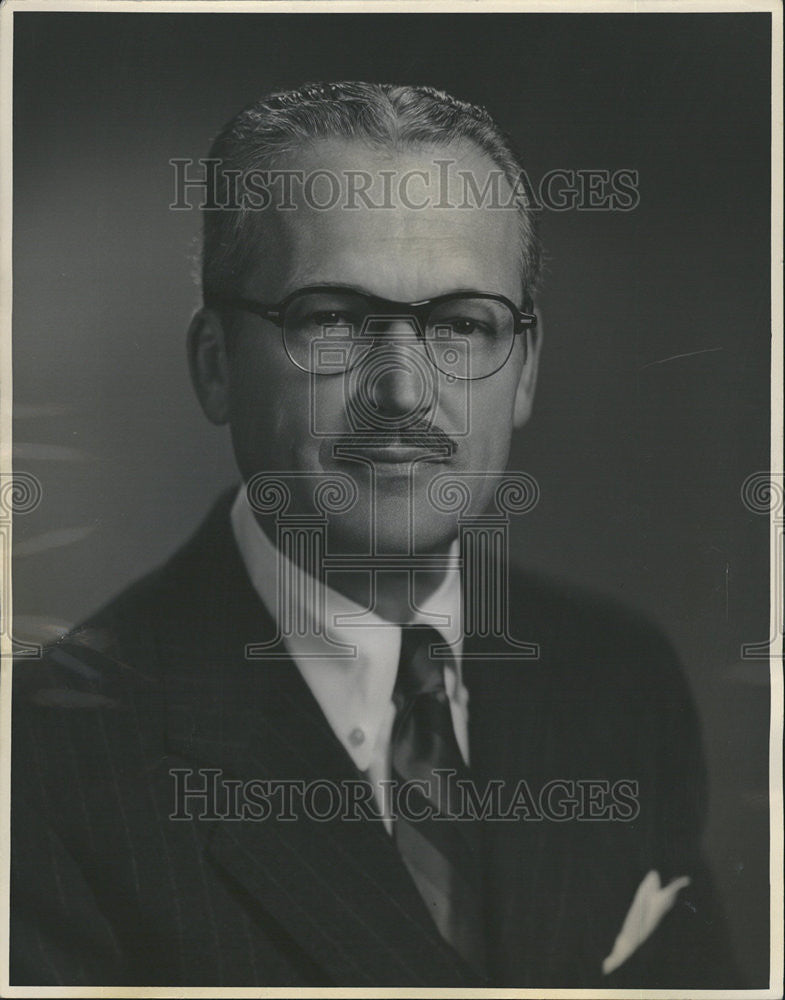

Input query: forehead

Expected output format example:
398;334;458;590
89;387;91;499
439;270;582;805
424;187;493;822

242;138;523;304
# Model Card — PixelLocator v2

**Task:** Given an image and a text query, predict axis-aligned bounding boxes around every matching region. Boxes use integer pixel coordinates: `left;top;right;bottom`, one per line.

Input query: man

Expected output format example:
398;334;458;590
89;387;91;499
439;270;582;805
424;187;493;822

10;82;739;988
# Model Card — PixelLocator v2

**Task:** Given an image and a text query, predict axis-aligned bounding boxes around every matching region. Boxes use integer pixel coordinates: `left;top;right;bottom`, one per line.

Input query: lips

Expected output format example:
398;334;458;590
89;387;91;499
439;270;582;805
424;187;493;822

346;445;444;463
329;430;456;463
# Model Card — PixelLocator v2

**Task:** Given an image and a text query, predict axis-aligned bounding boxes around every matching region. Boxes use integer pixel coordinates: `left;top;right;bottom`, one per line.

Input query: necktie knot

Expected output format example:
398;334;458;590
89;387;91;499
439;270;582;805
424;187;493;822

395;624;449;704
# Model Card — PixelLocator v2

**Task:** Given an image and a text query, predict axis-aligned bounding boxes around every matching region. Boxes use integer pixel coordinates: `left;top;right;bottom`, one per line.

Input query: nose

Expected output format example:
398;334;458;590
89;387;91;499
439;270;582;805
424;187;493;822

353;319;435;428
370;352;428;415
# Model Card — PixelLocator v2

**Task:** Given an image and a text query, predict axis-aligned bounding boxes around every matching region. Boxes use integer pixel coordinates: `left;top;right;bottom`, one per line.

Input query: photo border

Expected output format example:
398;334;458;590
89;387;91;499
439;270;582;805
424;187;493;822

0;2;780;997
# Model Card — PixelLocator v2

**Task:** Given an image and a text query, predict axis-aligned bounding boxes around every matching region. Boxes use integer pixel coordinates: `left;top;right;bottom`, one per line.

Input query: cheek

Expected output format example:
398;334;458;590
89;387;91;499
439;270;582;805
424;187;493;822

464;371;520;460
227;348;303;471
227;346;350;475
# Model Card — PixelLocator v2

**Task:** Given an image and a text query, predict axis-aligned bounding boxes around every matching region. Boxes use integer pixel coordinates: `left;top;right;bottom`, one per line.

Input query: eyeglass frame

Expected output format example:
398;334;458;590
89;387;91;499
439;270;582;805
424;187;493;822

204;284;538;380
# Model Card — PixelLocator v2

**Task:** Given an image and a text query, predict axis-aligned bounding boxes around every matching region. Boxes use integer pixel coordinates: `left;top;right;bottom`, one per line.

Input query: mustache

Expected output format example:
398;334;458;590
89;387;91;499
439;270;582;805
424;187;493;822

330;425;458;456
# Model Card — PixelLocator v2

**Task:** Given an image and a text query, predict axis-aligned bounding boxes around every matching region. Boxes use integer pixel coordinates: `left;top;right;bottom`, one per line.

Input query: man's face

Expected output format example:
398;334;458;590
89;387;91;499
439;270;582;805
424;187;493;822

215;139;538;553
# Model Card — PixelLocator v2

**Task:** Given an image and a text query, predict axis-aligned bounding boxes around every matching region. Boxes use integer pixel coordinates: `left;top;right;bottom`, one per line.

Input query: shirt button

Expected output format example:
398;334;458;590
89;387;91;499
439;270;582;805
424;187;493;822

348;727;365;747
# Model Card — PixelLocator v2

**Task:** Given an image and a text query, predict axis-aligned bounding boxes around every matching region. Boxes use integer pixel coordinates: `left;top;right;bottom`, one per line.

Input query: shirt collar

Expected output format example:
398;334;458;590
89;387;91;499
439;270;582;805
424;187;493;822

230;484;463;770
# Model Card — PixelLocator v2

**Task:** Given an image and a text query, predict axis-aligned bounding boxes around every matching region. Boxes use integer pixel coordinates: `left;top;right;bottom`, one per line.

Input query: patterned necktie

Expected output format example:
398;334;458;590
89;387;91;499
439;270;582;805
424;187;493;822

391;624;486;975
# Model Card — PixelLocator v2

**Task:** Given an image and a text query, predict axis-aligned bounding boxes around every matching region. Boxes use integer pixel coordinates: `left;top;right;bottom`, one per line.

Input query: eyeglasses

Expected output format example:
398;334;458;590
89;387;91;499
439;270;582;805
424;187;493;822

206;285;537;380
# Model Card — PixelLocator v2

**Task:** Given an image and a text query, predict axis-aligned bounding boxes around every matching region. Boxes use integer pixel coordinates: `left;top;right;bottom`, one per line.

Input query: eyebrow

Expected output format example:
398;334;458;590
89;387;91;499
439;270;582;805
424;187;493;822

278;282;507;304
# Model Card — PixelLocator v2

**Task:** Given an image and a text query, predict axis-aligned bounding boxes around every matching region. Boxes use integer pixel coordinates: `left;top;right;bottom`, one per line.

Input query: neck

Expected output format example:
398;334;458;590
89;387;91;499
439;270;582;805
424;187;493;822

254;511;456;623
328;566;454;623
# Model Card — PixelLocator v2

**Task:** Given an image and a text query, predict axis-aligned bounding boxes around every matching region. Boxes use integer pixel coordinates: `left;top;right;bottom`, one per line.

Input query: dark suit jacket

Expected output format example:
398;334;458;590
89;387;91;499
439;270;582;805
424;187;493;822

10;491;742;988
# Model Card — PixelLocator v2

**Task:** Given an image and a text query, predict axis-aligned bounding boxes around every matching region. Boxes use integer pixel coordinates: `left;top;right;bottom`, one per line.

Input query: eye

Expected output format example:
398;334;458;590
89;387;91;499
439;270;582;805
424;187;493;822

442;317;495;338
309;310;356;328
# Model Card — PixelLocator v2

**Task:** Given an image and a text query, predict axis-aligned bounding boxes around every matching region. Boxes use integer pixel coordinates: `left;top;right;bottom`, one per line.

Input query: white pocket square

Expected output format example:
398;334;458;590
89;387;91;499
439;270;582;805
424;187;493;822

602;869;691;975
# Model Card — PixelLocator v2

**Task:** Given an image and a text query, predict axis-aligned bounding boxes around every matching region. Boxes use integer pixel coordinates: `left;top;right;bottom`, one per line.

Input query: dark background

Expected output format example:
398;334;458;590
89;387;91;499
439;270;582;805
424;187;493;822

12;11;772;985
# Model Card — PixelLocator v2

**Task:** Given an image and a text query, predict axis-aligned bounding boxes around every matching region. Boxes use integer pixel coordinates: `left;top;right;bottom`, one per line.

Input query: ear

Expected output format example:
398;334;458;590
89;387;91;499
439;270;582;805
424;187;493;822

513;312;543;429
187;307;231;425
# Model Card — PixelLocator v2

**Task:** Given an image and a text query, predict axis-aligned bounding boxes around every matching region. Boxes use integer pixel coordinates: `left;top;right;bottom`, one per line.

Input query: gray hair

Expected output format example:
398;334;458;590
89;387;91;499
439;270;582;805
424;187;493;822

202;81;542;303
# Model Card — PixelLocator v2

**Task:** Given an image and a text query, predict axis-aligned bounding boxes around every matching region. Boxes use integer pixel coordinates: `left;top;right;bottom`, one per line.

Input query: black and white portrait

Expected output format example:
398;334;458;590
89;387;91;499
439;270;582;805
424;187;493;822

1;3;780;995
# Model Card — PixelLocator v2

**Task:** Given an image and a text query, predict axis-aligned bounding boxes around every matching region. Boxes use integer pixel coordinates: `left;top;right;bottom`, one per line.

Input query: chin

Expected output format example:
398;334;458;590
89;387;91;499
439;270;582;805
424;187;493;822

326;494;459;557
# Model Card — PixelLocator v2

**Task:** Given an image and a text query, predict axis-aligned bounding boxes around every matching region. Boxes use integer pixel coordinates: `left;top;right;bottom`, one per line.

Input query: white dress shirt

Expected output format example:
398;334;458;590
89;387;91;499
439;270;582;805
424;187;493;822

230;486;469;830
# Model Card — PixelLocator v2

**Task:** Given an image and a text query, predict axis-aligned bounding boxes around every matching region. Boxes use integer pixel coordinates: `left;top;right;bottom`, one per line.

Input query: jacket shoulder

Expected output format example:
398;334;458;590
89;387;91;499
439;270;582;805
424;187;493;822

13;490;241;706
506;565;692;702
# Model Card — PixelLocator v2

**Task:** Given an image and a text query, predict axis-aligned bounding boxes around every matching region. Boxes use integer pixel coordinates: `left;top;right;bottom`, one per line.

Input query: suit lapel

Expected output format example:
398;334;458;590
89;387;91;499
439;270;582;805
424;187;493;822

462;603;610;986
462;627;565;985
204;668;482;986
159;500;481;986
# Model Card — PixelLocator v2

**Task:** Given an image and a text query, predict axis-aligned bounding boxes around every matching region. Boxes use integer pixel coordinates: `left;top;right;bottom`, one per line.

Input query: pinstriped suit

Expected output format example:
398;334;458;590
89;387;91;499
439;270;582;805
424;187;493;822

10;491;743;988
